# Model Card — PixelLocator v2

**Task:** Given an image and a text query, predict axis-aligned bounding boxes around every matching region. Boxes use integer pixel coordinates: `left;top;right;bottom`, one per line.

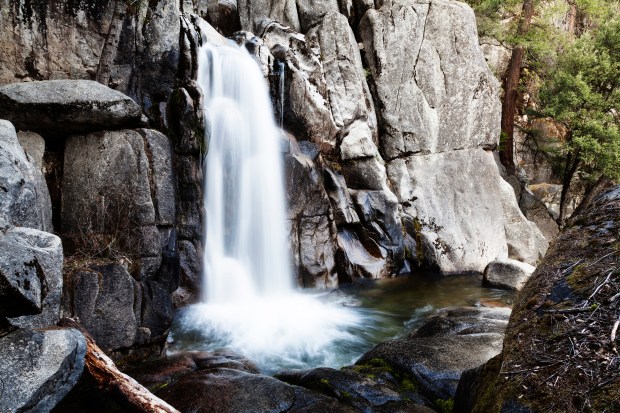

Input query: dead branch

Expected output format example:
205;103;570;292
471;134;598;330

58;318;180;413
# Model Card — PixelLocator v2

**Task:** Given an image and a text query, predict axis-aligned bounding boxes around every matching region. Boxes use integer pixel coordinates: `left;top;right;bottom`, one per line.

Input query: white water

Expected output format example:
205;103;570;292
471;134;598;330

177;43;365;372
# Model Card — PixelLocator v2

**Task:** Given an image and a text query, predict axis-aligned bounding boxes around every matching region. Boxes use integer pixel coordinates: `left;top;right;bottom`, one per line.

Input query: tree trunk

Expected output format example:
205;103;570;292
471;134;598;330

96;0;126;86
558;151;580;225
499;0;535;175
58;318;180;413
566;0;577;35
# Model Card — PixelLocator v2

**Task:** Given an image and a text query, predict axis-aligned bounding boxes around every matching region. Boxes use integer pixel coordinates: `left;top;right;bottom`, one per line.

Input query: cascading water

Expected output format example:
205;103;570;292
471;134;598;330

176;43;367;373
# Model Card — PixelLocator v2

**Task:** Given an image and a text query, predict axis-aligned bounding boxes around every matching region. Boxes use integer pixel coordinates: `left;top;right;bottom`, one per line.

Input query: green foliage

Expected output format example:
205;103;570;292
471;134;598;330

434;398;455;413
538;17;620;182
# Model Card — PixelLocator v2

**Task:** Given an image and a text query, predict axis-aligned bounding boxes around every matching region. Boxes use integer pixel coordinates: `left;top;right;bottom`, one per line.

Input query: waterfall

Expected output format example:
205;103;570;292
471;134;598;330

199;44;292;302
176;42;365;373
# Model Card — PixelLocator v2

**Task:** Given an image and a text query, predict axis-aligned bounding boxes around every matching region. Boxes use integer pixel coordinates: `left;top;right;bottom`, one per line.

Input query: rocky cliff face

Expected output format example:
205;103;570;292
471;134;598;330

0;0;548;289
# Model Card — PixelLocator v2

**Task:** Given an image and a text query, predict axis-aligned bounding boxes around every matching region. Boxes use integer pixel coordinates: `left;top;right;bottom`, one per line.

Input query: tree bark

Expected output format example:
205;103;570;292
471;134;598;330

566;0;577;35
58;318;180;413
558;150;580;225
499;0;535;175
96;0;126;86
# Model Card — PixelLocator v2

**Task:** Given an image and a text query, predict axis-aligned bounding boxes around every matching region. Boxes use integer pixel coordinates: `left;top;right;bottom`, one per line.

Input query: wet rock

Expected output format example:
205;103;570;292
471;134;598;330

0;120;53;232
276;367;431;412
499;178;548;266
484;259;535;291
68;263;139;351
0;328;86;413
0;80;143;135
4;227;63;328
357;307;510;401
157;367;357;413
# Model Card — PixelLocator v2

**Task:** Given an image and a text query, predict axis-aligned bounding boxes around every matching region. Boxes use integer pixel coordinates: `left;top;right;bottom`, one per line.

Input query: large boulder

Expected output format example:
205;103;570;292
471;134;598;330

0;328;86;413
0;120;53;232
0;80;143;135
483;259;535;291
390;149;508;274
461;186;620;413
3;227;64;329
62;129;175;275
68;263;140;351
357;307;510;401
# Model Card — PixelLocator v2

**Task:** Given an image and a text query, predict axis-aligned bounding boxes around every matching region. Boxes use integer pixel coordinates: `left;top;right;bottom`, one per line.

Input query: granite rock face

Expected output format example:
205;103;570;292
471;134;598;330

4;227;64;329
0;80;144;135
0;120;53;232
0;328;86;413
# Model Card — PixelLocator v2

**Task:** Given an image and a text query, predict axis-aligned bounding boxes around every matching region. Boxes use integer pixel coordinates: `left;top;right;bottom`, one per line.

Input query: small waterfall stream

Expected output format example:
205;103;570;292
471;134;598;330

176;43;365;372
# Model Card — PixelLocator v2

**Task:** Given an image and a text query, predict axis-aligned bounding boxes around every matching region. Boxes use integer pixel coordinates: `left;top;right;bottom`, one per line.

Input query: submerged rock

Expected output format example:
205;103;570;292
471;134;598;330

0;80;144;135
357;307;510;402
0;328;86;413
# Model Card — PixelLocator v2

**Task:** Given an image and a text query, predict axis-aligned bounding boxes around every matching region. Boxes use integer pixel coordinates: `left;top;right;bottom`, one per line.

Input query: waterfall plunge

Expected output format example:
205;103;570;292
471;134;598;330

200;44;291;302
177;43;365;373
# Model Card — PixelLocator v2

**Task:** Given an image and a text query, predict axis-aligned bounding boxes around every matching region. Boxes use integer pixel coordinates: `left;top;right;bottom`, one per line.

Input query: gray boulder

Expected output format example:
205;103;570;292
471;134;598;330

389;149;508;274
68;263;139;350
484;259;535;291
519;191;559;241
0;328;86;413
5;227;63;329
0;120;53;232
499;178;548;266
0;80;143;135
62;129;175;270
357;306;510;401
17;131;45;170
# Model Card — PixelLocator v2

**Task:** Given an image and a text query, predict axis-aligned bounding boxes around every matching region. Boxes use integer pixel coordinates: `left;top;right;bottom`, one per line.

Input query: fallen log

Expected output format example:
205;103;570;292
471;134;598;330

59;318;180;413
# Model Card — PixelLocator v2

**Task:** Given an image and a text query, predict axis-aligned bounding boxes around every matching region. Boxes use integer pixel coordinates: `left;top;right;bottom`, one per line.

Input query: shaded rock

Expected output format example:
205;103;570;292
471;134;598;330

276;367;432;412
296;0;340;33
68;263;139;351
17;131;45;170
206;0;241;36
238;0;301;32
479;37;511;77
141;280;175;340
0;328;86;413
0;120;53;232
337;228;390;280
467;185;620;412
4;227;63;328
391;149;508;274
0;80;143;135
357;306;509;401
62;129;175;272
156;367;357;413
484;259;535;291
499;178;548;266
518;191;559;241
